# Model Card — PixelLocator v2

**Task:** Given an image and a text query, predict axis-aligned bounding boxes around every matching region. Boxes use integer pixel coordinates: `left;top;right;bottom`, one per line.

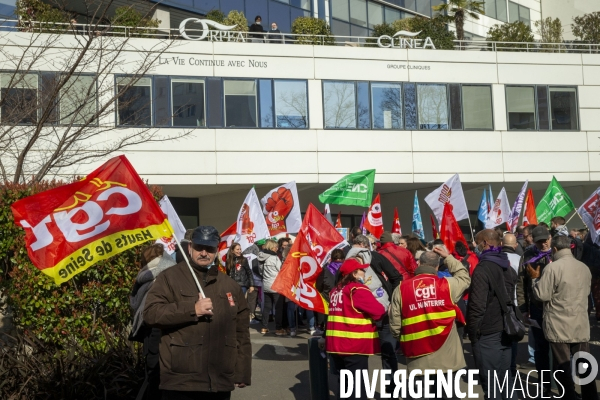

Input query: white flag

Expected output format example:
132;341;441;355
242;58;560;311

486;187;511;229
155;195;186;255
260;181;302;235
425;174;469;223
323;204;333;225
578;188;600;245
237;188;270;251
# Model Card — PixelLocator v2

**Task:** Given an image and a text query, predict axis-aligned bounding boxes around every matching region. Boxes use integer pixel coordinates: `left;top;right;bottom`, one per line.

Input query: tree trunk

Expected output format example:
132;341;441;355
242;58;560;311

456;10;465;42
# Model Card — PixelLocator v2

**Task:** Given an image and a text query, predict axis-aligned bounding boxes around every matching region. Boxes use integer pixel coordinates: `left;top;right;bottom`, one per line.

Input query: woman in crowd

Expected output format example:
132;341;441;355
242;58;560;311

258;239;284;335
406;236;427;262
326;258;386;400
225;242;255;295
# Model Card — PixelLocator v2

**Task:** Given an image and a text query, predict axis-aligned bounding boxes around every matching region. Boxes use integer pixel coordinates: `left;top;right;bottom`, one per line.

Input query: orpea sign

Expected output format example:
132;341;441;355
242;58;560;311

179;18;243;41
377;30;436;49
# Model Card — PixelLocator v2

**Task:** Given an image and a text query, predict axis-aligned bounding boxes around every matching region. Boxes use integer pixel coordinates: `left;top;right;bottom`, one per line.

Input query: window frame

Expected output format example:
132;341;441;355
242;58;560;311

415;82;450;130
547;85;580;131
115;75;154;127
59;73;98;127
505;84;538;131
460;83;495;131
170;77;207;128
0;71;40;125
223;78;259;129
273;78;310;129
322;80;359;130
370;81;404;130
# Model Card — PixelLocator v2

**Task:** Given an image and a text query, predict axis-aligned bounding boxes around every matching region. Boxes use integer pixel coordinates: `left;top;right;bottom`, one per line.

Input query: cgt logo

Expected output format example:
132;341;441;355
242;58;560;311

413;277;436;300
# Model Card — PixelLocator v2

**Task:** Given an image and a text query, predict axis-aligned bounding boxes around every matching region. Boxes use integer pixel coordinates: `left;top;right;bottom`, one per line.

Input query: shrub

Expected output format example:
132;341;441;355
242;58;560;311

291;16;335;45
0;180;163;352
487;21;534;50
15;0;69;33
369;17;455;50
572;12;600;44
110;6;161;37
535;17;564;52
206;9;225;24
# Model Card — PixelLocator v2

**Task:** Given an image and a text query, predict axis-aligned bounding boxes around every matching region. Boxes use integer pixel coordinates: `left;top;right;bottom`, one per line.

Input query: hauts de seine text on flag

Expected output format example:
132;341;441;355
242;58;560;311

11;155;172;285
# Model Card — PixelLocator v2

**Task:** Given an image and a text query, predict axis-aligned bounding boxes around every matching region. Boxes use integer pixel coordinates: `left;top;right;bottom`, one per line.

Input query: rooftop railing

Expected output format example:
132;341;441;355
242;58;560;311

2;20;599;53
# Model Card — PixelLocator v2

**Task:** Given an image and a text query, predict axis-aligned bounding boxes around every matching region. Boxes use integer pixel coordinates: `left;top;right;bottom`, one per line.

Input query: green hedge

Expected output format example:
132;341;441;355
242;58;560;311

0;180;163;351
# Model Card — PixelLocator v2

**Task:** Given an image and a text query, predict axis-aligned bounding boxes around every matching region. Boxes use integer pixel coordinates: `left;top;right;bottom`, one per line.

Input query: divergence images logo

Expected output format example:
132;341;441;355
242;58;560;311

179;18;239;41
413;277;436;300
572;351;598;386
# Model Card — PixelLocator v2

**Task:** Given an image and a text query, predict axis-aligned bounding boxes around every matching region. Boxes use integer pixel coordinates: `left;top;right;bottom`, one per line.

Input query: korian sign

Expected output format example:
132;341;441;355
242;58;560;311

179;18;244;42
377;30;436;49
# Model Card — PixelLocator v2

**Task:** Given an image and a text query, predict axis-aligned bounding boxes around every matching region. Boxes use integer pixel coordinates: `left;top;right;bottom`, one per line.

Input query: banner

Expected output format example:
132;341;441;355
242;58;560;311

430;214;439;240
536;176;575;224
271;204;349;313
391;207;401;234
218;222;237;269
360;212;367;235
440;203;468;254
363;193;383;239
11;155;171;285
425;174;469;224
523;189;538;226
261;181;301;235
486;187;511;229
335;212;342;228
318;169;375;207
578;188;600;245
477;189;488;224
507;181;528;232
236;188;270;251
412;191;424;240
155;195;186;255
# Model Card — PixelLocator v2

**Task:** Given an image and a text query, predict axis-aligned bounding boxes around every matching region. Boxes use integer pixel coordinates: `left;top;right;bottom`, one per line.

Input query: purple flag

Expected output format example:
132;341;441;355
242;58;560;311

360;212;367;235
508;181;528;232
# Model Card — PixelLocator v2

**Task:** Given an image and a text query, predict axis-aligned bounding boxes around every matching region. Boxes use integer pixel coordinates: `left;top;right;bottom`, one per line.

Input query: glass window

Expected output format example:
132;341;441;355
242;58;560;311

449;84;462;130
291;0;311;10
259;79;273;128
1;73;38;124
331;0;349;21
270;1;291;33
506;86;536;130
404;83;417;130
357;82;370;129
508;1;519;23
154;76;170;127
385;6;401;23
417;84;448;130
484;0;496;19
496;0;507;21
274;80;308;128
224;80;257;128
246;0;269;27
331;19;350;36
206;78;223;127
417;0;431;17
368;2;384;29
350;0;367;27
549;87;578;131
116;77;152;126
172;79;205;127
519;5;530;25
60;75;96;125
462;85;493;130
40;72;58;124
371;83;403;129
351;25;368;37
323;81;356;129
536;86;549;130
403;0;416;12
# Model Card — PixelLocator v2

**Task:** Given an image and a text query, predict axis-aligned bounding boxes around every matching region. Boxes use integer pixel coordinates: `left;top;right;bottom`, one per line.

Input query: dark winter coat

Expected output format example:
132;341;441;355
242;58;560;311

227;256;254;288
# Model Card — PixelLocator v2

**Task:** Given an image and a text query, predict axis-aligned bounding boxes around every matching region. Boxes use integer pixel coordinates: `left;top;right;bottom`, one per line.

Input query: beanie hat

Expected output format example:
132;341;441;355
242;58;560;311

380;231;393;244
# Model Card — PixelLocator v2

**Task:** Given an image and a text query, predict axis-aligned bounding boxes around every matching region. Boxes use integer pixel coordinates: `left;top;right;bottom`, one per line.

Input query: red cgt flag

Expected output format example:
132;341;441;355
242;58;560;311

430;214;439;239
391;207;401;234
271;203;348;313
335;212;342;228
11;155;171;285
218;222;237;273
440;203;468;254
364;193;383;239
523;189;538;226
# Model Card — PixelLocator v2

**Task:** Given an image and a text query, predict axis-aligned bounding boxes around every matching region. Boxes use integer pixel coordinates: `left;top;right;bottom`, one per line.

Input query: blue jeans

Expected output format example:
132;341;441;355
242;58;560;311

287;302;297;329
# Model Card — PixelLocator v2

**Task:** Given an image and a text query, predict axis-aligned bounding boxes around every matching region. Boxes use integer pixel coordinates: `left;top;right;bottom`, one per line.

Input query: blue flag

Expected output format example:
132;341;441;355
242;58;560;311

488;185;494;212
412;191;424;240
478;190;488;223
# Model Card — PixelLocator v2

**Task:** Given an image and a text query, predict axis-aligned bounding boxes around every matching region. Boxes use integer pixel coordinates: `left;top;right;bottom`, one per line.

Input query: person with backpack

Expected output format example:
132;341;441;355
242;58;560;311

378;231;417;281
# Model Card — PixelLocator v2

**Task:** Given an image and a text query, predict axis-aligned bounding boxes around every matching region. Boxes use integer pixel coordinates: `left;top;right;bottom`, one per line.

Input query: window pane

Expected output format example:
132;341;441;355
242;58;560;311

154;76;170;127
269;1;291;33
357;82;370;129
259;79;273;128
416;0;431;17
60;75;96;125
537;85;549;130
291;0;311;10
385;6;401;23
484;0;496;19
403;0;416;12
404;82;417;130
449;84;462;130
331;19;350;36
549;87;578;131
224;80;257;127
519;5;530;25
274;80;307;128
40;72;58;124
1;73;38;124
496;0;507;22
506;86;536;130
371;83;402;129
172;80;205;127
508;1;519;23
206;78;223;128
462;86;493;130
323;81;356;129
117;77;152;126
368;2;384;29
351;25;368;37
331;0;349;21
350;0;367;26
417;84;448;130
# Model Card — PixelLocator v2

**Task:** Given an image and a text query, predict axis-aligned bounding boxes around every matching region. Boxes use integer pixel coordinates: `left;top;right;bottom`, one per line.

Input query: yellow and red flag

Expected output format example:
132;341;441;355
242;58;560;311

271;203;348;314
11;155;172;285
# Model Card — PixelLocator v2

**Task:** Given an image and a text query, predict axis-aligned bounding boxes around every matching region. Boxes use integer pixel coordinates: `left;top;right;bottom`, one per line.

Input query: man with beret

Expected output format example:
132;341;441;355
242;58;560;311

144;226;251;400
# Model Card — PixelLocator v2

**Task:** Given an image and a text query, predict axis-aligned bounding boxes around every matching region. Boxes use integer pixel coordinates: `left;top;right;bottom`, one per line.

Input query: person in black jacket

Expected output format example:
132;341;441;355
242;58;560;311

226;242;255;295
467;229;518;400
248;15;266;42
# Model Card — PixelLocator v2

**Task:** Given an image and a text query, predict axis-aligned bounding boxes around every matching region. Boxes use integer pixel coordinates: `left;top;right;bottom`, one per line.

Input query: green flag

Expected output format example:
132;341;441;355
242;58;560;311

535;176;575;224
318;169;376;207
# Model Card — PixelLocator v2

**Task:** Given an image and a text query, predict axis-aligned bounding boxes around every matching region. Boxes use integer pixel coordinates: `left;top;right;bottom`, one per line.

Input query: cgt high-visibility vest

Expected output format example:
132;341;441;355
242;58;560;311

398;274;464;358
326;283;380;356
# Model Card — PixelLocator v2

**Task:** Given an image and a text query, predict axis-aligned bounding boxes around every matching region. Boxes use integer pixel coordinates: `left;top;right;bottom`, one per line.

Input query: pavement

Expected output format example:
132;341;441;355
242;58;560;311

232;316;600;400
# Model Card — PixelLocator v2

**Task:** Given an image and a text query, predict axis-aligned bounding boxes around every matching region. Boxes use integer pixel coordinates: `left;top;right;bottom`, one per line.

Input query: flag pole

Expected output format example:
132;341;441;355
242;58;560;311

466;215;475;241
565;210;578;225
168;225;206;298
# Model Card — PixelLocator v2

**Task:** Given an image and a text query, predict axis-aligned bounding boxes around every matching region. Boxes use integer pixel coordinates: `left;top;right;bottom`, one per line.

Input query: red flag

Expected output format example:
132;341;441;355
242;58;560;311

430;214;439;240
271;204;348;313
440;203;468;254
10;155;171;285
523;189;538;226
218;222;237;273
364;193;383;239
335;212;342;228
391;207;401;234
